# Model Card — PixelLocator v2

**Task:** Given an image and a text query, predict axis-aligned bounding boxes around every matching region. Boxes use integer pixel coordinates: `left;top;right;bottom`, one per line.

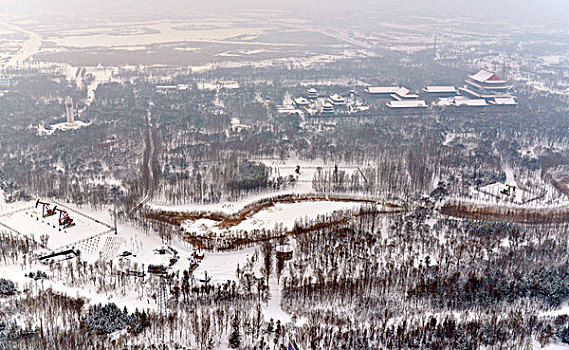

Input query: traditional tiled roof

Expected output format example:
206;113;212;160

366;86;400;94
468;70;507;84
387;100;427;108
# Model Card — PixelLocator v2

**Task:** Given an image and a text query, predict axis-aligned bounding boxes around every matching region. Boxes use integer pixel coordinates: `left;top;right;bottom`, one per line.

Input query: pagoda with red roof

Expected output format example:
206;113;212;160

459;69;515;101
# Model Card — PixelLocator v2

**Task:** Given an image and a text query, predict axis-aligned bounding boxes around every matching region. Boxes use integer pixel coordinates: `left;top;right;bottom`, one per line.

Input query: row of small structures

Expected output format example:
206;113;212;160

369;69;517;109
286;69;517;114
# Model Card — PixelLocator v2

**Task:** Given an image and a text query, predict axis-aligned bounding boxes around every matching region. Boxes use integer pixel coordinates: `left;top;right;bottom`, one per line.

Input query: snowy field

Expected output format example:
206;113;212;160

36;120;91;135
0;21;42;68
0;194;292;321
182;200;376;237
477;182;542;205
149;155;372;213
0;185;373;325
0;202;112;251
48;21;271;48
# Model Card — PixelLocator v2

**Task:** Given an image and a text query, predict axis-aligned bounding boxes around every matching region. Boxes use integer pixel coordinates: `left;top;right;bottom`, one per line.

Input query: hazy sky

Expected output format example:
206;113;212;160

1;0;567;24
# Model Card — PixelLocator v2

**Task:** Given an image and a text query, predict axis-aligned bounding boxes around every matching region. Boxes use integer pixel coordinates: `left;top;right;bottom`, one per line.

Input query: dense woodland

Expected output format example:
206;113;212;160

4;208;569;348
1;66;569;209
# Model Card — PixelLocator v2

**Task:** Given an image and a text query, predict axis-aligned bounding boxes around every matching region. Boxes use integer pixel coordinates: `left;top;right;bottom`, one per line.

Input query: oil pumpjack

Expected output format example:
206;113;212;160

35;200;57;218
55;208;75;228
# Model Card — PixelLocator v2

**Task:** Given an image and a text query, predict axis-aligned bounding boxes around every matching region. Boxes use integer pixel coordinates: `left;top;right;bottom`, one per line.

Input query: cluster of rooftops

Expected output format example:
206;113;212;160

367;69;517;109
291;88;370;115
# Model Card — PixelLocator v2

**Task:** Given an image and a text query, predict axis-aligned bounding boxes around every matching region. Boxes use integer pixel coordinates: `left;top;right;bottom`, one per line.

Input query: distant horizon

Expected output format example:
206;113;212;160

1;0;567;25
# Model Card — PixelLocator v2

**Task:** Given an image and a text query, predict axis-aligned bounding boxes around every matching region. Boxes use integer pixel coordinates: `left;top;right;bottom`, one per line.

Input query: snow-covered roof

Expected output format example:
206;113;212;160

275;245;293;253
468;70;507;84
216;80;240;89
459;86;513;99
366;86;400;94
387;100;427;108
423;86;457;93
490;97;517;105
464;79;511;91
294;97;310;105
177;84;189;91
391;87;418;100
435;97;455;107
329;93;345;102
453;97;488;107
277;106;302;114
307;88;317;93
322;101;334;112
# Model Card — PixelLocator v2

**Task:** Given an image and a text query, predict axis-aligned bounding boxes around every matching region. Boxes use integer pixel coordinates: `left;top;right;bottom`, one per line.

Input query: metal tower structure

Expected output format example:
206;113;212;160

157;275;168;317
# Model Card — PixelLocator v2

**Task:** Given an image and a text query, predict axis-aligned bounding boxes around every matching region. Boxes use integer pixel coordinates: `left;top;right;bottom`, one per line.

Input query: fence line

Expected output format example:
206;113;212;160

51;201;114;229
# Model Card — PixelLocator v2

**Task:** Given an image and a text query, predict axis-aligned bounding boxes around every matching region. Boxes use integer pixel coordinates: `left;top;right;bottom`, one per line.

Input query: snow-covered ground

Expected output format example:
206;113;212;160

0;20;42;69
182;200;373;236
0;203;111;251
264;276;291;324
477;182;540;205
35;120;91;135
532;340;569;350
148;155;371;213
0;196;293;321
83;66;118;107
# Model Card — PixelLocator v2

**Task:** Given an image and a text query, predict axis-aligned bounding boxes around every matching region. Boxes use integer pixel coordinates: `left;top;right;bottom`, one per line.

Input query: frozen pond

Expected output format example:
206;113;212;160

49;21;271;48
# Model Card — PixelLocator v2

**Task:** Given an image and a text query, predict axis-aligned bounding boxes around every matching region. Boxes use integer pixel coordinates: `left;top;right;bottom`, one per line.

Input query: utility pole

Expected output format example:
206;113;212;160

112;188;118;235
433;35;437;60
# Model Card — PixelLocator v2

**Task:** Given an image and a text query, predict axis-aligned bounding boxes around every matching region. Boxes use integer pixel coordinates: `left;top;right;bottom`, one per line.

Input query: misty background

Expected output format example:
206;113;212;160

1;0;568;25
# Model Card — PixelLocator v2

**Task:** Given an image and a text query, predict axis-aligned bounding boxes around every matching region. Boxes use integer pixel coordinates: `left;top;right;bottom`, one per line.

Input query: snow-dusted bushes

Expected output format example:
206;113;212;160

26;270;48;281
128;309;150;334
84;303;150;335
84;303;129;334
0;279;16;296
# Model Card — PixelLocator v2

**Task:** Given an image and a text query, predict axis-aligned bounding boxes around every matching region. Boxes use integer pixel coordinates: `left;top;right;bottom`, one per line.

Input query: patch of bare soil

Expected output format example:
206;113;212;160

440;201;569;224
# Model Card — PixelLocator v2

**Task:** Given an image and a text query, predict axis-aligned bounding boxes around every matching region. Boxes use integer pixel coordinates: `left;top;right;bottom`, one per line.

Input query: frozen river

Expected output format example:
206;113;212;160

1;21;42;68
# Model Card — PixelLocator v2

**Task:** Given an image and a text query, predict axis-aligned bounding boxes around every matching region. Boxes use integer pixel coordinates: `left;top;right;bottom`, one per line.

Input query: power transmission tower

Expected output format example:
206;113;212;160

157;275;168;317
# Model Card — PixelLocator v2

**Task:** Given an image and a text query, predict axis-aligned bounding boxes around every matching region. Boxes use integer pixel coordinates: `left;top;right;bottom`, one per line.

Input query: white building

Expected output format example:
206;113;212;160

460;69;514;100
329;93;346;105
65;97;75;124
366;86;400;95
307;88;318;99
294;97;310;108
422;86;457;95
387;100;427;109
390;87;419;101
